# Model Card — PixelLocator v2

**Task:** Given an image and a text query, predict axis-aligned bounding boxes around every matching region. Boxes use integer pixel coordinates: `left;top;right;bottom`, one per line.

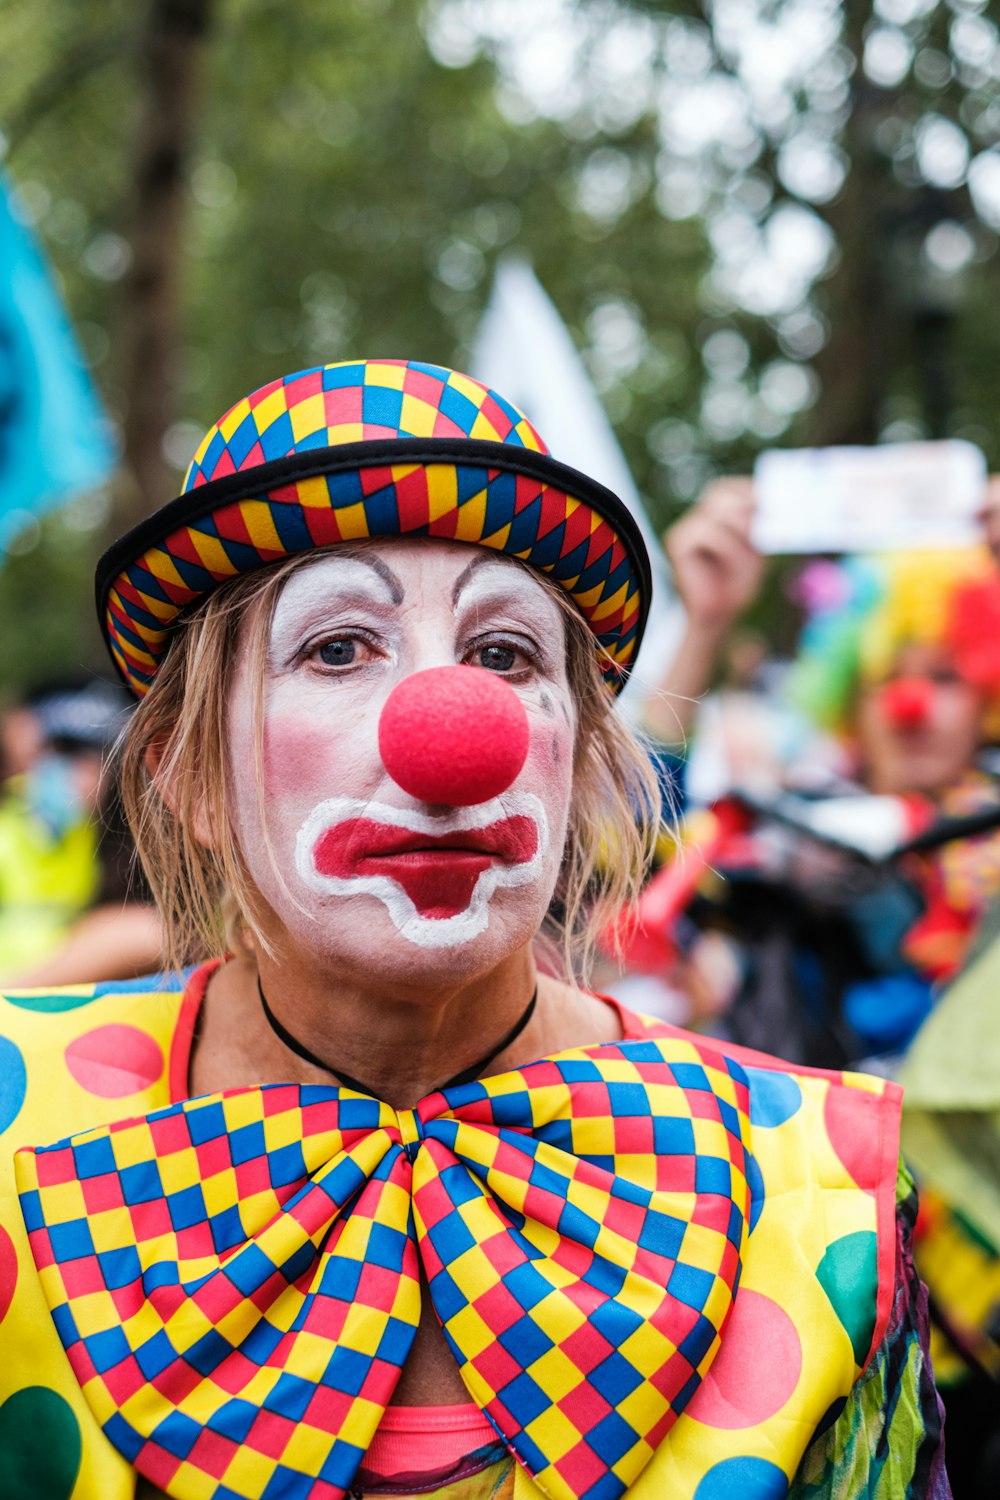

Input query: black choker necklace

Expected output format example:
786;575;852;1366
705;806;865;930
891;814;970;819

257;976;538;1099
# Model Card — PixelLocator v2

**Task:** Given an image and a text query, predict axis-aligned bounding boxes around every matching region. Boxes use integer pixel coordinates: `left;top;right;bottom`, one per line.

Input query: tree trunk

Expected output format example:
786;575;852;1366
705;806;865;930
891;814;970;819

117;0;214;525
808;1;895;447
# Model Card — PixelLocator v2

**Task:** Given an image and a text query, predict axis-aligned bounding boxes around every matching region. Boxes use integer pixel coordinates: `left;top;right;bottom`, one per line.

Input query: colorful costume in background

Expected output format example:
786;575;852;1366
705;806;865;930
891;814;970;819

898;771;1000;984
791;551;1000;994
0;964;946;1499
628;552;1000;1067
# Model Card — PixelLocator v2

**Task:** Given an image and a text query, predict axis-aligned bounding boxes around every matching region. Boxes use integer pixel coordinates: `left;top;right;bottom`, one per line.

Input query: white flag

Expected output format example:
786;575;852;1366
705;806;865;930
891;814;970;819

470;257;679;712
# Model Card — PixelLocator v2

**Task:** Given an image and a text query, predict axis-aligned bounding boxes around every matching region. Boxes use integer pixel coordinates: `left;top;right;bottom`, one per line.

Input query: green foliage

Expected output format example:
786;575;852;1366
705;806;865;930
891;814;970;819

0;0;710;693
1;0;999;693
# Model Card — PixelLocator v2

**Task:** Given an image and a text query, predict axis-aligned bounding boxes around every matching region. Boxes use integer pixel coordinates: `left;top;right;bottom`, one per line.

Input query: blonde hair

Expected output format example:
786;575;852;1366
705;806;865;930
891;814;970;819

119;548;664;984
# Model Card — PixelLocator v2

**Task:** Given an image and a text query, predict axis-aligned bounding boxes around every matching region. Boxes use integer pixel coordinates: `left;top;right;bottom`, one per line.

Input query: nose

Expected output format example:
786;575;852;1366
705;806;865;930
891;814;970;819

880;677;934;729
378;665;530;806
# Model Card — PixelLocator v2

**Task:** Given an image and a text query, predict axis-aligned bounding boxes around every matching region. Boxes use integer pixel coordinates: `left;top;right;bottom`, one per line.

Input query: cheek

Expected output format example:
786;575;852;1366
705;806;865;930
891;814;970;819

938;693;984;747
859;695;902;745
259;699;377;808
528;688;575;774
520;716;575;834
533;717;571;774
263;712;326;797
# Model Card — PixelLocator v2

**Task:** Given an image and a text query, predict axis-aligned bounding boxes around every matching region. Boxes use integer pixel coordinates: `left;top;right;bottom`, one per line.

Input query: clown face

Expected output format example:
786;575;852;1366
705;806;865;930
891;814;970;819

857;642;986;795
226;538;576;983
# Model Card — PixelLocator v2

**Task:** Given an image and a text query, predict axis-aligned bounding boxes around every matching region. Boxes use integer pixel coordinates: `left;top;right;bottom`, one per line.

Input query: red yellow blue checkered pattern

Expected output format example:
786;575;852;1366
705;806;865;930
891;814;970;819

18;1037;752;1500
98;360;648;697
185;360;546;481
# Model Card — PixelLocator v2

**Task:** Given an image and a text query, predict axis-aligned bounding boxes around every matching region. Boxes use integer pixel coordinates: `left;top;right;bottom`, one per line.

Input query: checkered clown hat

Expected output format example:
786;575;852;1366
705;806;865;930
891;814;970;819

96;359;652;696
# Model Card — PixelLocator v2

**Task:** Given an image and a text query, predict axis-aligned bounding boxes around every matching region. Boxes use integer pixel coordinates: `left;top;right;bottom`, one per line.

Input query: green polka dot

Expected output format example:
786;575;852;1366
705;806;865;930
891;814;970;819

816;1230;878;1366
4;991;95;1013
0;1386;82;1499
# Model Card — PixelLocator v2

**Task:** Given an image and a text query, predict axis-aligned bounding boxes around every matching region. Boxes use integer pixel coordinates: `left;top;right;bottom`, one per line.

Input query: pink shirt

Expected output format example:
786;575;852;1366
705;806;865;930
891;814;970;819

361;1403;498;1481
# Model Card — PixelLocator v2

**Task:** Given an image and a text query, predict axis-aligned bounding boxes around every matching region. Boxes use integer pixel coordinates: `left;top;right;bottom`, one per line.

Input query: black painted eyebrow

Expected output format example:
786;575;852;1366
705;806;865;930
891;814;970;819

312;548;405;605
451;551;520;606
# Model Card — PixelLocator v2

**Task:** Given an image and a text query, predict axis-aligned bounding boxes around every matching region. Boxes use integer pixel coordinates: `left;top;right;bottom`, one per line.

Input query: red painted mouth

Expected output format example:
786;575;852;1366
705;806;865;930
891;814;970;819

312;816;539;918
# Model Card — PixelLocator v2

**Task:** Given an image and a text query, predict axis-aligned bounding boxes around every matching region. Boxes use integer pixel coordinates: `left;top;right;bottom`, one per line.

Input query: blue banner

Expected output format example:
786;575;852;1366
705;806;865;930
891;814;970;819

0;173;116;552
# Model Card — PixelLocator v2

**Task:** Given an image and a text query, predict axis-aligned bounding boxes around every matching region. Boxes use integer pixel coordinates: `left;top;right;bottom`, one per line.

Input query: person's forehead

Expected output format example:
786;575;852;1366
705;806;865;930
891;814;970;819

272;538;560;614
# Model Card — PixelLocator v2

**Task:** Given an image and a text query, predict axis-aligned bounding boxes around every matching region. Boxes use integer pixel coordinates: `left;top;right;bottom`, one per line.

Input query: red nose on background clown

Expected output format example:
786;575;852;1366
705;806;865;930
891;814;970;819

879;676;936;729
378;665;530;806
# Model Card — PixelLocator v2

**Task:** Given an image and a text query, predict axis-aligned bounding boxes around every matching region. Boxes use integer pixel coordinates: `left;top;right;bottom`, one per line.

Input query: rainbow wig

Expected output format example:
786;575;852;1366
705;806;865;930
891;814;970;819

790;547;1000;737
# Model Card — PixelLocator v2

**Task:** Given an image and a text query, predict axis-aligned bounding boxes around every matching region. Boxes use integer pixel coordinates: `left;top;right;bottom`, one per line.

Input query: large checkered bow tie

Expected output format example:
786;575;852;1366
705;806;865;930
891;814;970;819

19;1038;752;1500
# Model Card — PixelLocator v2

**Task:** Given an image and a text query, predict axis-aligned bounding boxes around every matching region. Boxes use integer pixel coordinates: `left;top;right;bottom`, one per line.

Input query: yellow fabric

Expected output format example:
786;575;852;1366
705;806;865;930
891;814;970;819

0;977;189;1499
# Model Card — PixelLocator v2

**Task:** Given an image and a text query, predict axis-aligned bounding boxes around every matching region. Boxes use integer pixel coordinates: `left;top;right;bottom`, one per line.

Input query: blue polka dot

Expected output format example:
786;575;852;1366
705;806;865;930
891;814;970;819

747;1068;802;1128
0;1035;27;1134
695;1456;788;1500
746;1151;765;1233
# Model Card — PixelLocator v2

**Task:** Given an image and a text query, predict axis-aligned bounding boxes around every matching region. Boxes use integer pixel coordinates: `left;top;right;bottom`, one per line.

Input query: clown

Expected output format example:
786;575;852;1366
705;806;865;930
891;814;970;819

793;548;1000;794
791;549;1000;987
0;362;946;1500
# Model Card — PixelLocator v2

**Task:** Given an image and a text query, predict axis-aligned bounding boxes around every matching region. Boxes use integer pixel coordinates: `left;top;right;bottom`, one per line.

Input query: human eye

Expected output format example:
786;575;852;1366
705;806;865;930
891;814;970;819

318;637;358;667
304;630;382;672
465;633;540;676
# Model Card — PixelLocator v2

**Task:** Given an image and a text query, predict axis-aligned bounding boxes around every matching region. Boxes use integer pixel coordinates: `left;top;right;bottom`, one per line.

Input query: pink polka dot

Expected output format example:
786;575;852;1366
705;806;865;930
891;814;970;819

64;1025;164;1098
0;1225;17;1325
690;1291;802;1429
824;1084;876;1193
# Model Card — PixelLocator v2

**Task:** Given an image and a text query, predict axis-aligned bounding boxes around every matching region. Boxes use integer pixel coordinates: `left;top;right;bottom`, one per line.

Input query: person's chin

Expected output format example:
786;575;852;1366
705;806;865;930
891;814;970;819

893;753;962;796
296;889;543;982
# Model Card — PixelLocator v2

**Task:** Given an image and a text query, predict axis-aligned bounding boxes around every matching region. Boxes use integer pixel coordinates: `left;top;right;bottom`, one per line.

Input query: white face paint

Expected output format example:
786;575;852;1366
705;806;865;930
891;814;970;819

225;538;577;983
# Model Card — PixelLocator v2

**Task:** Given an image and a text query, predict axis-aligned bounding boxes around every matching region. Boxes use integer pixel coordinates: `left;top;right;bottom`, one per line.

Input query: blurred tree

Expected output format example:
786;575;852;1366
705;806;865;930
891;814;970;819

0;0;998;694
0;0;707;692
447;0;1000;463
120;0;215;512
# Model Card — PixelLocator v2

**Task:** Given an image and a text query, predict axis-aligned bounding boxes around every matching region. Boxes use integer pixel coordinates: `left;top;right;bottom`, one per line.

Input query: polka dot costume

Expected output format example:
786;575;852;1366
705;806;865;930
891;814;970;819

0;969;901;1499
0;967;201;1499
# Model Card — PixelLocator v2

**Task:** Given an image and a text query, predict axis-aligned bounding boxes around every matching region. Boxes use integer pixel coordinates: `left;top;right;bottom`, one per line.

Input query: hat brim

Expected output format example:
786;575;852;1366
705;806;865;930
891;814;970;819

97;438;651;696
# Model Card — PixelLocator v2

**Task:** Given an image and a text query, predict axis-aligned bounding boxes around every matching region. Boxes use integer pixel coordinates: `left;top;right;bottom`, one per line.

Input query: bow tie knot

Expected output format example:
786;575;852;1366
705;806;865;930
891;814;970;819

396;1105;424;1163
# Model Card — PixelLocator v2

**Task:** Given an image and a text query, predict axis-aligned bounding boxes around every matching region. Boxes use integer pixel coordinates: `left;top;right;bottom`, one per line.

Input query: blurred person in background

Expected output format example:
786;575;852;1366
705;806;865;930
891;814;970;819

634;476;1000;1499
633;483;1000;1066
0;694;44;783
0;676;163;986
788;545;1000;989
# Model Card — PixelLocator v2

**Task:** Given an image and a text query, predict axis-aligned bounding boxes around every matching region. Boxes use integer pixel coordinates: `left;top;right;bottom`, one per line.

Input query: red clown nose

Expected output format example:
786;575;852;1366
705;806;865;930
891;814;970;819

879;676;934;728
378;666;530;807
